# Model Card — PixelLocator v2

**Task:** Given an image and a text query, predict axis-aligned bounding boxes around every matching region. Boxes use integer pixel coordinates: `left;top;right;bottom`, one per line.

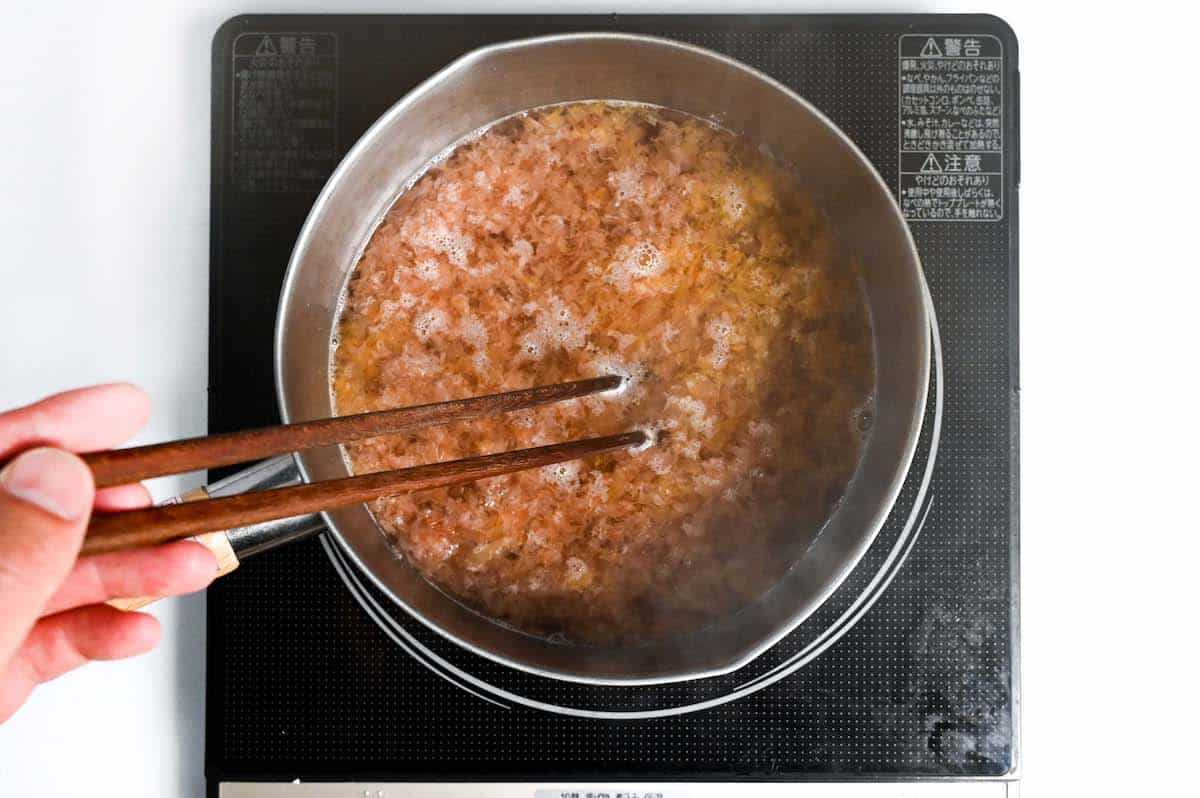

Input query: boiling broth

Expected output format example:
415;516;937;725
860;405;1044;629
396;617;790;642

332;102;874;644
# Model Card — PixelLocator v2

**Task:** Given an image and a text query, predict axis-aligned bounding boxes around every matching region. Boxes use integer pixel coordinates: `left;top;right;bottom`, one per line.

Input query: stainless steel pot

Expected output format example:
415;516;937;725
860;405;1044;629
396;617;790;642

209;33;929;685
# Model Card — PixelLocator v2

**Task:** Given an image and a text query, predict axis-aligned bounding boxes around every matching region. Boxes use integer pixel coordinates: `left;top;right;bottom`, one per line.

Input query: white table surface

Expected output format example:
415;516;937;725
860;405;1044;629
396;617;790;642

1;1;1196;796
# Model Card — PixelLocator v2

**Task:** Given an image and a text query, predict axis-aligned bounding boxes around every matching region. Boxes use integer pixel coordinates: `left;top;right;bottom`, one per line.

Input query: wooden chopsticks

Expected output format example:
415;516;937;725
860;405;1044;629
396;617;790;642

75;375;642;557
81;431;644;556
82;375;621;488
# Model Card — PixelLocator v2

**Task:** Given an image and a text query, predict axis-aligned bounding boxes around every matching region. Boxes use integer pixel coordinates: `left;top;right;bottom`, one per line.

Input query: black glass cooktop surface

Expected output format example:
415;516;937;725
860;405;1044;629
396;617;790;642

206;13;1019;794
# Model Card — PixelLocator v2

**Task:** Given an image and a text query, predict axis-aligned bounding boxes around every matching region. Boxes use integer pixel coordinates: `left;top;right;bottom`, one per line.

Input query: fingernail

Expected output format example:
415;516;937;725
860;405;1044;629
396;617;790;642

0;447;93;521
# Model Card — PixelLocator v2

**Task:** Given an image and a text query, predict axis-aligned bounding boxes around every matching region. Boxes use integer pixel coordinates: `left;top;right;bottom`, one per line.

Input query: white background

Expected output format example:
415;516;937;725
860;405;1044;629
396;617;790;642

1;1;1196;796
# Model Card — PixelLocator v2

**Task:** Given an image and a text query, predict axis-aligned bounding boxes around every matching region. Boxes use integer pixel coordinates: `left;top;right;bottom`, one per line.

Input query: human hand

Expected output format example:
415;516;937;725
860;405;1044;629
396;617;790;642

0;384;217;722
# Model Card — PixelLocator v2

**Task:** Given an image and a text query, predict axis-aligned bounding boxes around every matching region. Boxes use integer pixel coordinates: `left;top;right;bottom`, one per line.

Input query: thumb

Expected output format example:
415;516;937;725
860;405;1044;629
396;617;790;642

0;447;94;670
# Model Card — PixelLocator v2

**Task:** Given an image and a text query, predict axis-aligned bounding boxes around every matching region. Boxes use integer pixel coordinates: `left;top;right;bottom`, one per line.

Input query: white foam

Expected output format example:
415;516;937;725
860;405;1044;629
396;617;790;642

519;296;594;358
540;461;581;491
587;472;609;502
466;261;496;278
539;296;592;350
565;557;589;583
427;537;458;561
457;313;488;349
605;242;667;291
704;257;731;274
410;218;474;268
668;395;714;437
659;322;679;346
648;453;671;476
413;308;448;342
627;242;666;278
518;334;543;361
721;183;747;219
397;292;418;309
512;239;534;268
504;184;532;208
378;299;407;322
473;170;492;189
414;258;441;283
608;167;643;206
399;348;441;377
706;314;736;368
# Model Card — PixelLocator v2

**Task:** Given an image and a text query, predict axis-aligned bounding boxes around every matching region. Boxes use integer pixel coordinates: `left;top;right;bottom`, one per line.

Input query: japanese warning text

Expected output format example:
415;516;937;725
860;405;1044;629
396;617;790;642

899;34;1004;221
232;33;338;194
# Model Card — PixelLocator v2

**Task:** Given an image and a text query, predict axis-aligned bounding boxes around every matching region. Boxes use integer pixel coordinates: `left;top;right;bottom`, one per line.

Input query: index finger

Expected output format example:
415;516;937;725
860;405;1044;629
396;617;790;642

0;384;151;461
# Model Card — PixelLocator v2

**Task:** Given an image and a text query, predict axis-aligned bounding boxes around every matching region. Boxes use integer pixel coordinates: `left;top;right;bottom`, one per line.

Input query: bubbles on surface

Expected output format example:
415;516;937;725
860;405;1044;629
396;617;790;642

414;258;441;283
330;101;878;646
518;334;543;361
412;308;447;342
605;241;667;291
411;218;474;268
378;298;407;323
458;312;489;350
540;460;581;491
706;314;736;368
648;453;672;476
564;556;590;587
721;183;747;219
427;537;458;561
703;256;730;274
608;167;643;206
441;181;462;203
533;296;594;352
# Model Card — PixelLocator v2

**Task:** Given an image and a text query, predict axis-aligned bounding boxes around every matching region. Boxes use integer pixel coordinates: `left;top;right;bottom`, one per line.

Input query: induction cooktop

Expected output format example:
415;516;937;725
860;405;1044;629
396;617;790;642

206;13;1019;797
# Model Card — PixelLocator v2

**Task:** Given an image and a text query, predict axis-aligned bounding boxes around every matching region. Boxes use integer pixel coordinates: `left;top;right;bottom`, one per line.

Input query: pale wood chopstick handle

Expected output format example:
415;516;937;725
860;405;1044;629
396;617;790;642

82;430;645;556
106;486;240;611
81;376;620;488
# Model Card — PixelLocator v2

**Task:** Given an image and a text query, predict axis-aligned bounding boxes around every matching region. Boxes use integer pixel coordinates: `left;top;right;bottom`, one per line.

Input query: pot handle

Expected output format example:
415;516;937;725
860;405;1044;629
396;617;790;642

107;455;326;611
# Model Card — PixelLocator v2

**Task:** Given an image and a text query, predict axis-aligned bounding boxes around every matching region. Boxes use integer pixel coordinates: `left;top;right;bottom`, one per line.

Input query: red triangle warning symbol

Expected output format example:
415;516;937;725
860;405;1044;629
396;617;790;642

255;36;277;56
920;153;943;173
919;38;942;57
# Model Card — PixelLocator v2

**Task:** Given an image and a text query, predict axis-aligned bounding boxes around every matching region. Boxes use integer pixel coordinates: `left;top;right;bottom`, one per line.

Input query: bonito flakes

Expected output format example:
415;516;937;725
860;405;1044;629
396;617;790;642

333;103;874;644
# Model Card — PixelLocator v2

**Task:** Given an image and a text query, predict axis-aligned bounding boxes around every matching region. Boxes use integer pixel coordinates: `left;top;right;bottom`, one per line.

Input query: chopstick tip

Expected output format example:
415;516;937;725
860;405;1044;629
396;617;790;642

627;427;656;453
600;373;627;396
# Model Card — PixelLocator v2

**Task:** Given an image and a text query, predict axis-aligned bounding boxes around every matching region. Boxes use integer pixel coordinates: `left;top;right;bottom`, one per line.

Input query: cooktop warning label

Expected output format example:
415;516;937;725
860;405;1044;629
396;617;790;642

231;32;337;193
899;34;1003;221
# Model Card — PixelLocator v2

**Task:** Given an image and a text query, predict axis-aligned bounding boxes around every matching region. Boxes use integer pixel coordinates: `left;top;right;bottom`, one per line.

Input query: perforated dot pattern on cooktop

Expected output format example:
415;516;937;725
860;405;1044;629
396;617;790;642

207;14;1017;783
